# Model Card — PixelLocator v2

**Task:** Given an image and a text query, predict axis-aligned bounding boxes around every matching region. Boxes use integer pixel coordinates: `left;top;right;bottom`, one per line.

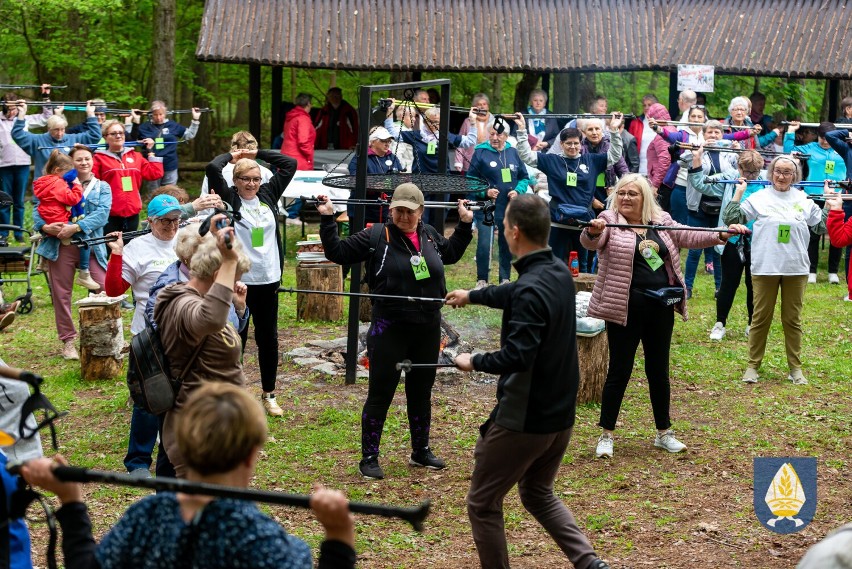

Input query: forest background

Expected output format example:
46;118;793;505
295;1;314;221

2;0;850;157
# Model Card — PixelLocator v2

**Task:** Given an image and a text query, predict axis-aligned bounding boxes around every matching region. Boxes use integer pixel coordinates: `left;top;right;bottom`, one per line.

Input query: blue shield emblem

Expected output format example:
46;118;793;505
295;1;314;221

753;457;816;533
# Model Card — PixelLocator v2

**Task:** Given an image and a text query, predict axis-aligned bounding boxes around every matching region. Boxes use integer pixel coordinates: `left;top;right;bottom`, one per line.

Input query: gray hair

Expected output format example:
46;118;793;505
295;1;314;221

189;231;251;280
767;155;803;185
728;96;751;114
679;90;697;104
46;115;67;130
471;93;490;106
151;100;167;111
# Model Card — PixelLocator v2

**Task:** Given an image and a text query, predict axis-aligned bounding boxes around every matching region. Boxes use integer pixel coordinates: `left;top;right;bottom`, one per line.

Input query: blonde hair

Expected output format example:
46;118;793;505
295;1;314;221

101;119;123;138
767;155;803;184
606;173;663;224
174;223;203;265
233;158;261;179
46;115;67;131
189;231;251;279
176;383;267;475
152;184;190;205
230;131;258;152
43;149;74;176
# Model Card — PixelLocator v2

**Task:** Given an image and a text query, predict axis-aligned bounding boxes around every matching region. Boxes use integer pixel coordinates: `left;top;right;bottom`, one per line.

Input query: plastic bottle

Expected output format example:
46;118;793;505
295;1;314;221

569;251;579;276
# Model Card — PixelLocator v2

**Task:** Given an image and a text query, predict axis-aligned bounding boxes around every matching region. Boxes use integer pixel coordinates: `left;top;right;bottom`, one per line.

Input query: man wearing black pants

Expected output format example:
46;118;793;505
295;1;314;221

448;194;609;569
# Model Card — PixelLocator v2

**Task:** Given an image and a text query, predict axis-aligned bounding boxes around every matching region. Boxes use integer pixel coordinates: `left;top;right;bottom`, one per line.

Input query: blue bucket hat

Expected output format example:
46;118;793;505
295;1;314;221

147;194;182;218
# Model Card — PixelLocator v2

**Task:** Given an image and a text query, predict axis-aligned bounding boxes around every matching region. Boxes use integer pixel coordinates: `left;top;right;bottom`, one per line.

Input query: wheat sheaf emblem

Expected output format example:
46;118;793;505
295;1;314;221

764;463;806;527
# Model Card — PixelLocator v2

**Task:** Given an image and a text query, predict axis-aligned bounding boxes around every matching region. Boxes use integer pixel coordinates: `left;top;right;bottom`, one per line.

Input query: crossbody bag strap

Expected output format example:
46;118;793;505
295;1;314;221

177;336;208;380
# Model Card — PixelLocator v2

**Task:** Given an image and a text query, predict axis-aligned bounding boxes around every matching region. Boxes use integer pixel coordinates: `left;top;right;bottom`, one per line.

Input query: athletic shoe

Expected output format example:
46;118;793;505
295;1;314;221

129;468;153;479
474;280;488;290
0;300;20;315
745;324;751;337
808;273;817;284
845;297;852;302
359;455;384;479
709;322;726;340
120;299;134;310
829;273;840;284
705;262;714;274
62;340;79;361
595;433;614;458
261;394;284;417
590;560;611;569
409;447;446;470
76;270;101;291
654;430;687;453
686;288;693;300
788;369;809;385
500;279;510;285
0;311;15;332
741;367;759;383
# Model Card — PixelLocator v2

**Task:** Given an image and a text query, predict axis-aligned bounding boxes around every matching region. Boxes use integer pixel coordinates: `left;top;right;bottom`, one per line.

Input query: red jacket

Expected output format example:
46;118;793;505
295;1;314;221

827;209;852;247
33;174;83;224
314;100;358;150
92;149;164;217
281;106;316;170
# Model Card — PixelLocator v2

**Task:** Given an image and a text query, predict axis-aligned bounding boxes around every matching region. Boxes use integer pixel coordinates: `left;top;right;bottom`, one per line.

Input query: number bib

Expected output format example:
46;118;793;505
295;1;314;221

642;248;664;270
251;226;264;248
825;160;835;175
426;141;437;155
566;172;578;187
155;137;165;150
501;168;512;183
777;224;791;244
121;176;133;192
411;255;430;280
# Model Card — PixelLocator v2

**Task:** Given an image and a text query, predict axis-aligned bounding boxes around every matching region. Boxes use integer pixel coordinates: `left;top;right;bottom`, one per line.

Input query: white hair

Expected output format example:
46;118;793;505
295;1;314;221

728;96;751;113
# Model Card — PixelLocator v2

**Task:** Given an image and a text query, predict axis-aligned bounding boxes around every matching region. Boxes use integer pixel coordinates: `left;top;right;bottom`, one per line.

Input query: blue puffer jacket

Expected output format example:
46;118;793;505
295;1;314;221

33;177;112;269
11;117;100;180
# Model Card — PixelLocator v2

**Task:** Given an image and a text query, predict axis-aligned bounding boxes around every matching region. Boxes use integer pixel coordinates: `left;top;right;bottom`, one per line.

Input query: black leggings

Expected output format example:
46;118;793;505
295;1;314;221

808;230;841;273
361;313;441;456
716;241;754;326
599;290;674;432
239;281;280;393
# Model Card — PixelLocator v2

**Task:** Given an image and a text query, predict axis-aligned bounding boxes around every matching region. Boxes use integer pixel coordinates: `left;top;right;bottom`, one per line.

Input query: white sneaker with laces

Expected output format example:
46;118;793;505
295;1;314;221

788;369;809;385
709;322;726;340
261;394;284;417
474;280;488;290
654;430;687;453
741;367;759;383
595;433;613;458
808;273;817;284
829;273;840;284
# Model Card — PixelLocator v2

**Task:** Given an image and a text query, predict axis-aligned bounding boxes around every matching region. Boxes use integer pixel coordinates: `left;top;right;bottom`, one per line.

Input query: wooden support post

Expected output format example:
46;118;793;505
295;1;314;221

296;264;343;321
79;302;124;380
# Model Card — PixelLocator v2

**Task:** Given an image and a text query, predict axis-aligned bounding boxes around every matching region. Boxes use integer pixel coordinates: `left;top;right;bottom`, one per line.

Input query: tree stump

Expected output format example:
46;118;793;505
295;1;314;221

79;302;124;380
573;273;597;293
576;331;608;404
296;264;343;321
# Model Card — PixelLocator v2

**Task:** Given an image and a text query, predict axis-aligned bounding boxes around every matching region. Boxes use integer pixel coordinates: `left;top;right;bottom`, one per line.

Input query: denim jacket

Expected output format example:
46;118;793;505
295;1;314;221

32;177;112;269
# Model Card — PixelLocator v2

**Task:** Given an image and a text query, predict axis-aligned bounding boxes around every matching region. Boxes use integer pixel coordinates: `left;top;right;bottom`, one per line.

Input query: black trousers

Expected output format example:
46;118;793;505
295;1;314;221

599;290;674;432
239;281;280;393
361;313;441;456
104;214;140;240
808;230;841;274
716;241;754;326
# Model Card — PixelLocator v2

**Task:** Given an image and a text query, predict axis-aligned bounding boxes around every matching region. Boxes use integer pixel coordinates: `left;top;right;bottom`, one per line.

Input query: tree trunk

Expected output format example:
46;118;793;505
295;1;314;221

576;332;607;404
79;303;124;380
552;72;595;114
192;61;214;160
150;0;177;104
296;264;343;321
513;71;542;112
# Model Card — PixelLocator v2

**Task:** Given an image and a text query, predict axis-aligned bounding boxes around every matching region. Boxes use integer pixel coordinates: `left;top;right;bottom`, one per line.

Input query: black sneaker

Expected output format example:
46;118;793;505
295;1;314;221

590;559;610;569
359;455;384;479
409;447;446;470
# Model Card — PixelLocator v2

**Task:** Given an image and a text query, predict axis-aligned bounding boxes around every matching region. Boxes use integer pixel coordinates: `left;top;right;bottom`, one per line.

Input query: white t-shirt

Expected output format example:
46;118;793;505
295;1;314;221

739;188;823;276
638;118;657;175
122;233;178;334
236;196;281;285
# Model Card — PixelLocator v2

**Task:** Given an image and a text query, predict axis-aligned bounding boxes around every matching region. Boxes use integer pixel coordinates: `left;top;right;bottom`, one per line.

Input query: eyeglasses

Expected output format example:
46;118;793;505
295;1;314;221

731;107;748;112
563;141;581;147
107;131;125;137
616;191;641;199
237;176;262;184
774;170;796;177
689;105;706;110
155;218;181;226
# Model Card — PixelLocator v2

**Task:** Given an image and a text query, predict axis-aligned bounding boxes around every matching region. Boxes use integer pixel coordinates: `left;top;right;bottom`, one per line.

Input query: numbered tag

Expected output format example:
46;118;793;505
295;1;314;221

427;141;437;155
121;176;133;192
155;137;165;150
501;168;512;183
566;172;578;187
643;248;664;270
825;160;836;175
596;172;605;187
412;256;431;280
777;224;791;244
251;226;264;248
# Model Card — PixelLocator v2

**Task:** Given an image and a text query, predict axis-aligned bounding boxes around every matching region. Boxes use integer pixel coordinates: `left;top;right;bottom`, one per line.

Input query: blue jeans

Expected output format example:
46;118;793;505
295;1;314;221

669;185;688;225
549;225;587;272
0;165;29;240
123;403;159;473
684;209;721;291
474;209;494;281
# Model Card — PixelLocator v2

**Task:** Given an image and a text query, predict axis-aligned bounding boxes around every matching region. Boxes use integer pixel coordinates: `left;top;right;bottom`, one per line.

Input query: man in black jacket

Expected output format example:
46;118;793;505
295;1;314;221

446;193;609;569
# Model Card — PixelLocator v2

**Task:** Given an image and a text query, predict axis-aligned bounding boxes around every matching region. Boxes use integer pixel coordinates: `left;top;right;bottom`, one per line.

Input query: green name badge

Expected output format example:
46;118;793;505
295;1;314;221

155;137;165;150
566;172;578;187
501;168;512;183
777;224;791;244
412;256;430;280
427;141;436;155
644;248;664;270
121;176;133;192
251;226;264;248
596;172;605;187
825;160;835;175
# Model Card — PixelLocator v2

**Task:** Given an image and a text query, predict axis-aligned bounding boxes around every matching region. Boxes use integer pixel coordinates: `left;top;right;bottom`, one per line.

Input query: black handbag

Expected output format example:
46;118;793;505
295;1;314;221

699;198;723;216
642;286;685;307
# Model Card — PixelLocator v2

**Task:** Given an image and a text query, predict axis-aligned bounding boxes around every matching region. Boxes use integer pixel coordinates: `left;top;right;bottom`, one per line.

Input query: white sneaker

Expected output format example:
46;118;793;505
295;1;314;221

595;433;613;458
744;324;750;337
829;273;840;284
845;297;852;303
788;369;809;385
741;367;759;383
473;280;488;290
500;279;510;285
807;273;817;284
709;322;726;340
62;340;79;361
654;430;687;453
261;394;284;417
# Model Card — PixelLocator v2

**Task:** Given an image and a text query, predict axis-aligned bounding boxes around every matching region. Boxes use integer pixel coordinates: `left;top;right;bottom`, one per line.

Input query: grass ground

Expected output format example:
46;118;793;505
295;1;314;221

2;204;851;568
